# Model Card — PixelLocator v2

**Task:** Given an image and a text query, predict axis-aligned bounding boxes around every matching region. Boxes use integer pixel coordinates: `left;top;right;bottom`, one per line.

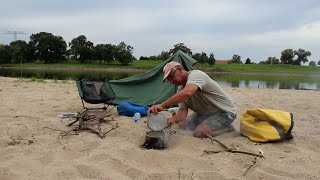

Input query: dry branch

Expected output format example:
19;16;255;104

203;132;264;158
60;108;119;139
243;156;258;176
203;132;264;176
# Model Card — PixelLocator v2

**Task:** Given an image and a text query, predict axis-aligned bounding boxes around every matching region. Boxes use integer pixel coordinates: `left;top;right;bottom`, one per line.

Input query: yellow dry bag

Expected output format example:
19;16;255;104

240;109;294;142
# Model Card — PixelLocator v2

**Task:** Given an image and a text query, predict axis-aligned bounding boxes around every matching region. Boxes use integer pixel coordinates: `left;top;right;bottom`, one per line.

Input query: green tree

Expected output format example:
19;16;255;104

69;35;94;63
265;57;280;64
228;54;242;64
293;48;311;65
280;49;294;64
148;55;158;60
0;44;11;63
200;52;208;63
192;52;208;63
94;44;106;63
139;56;148;60
114;42;134;65
245;58;251;64
258;60;266;64
192;53;201;62
104;44;117;64
9;40;28;63
208;53;216;66
309;61;316;66
94;44;116;64
158;51;170;60
143;51;170;60
169;43;192;56
318;60;320;66
29;32;67;63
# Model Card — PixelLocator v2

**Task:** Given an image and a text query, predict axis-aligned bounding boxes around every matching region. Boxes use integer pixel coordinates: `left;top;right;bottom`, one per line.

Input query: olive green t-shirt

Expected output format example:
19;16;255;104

179;70;236;115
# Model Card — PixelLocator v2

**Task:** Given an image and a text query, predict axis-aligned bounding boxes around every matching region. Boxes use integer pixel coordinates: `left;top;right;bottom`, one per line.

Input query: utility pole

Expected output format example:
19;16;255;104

2;31;26;41
1;31;26;75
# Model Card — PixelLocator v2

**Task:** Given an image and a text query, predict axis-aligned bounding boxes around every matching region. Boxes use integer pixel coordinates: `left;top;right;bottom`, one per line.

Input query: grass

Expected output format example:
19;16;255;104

7;136;22;146
0;59;160;69
200;63;320;74
1;60;320;74
29;77;46;83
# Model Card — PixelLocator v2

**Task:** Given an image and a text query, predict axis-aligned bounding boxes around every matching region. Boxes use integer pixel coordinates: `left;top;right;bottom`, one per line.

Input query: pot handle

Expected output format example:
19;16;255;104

169;128;176;135
163;127;176;135
170;130;176;135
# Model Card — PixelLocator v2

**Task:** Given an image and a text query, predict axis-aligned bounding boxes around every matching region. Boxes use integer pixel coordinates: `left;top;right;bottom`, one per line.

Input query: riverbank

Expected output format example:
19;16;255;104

2;66;320;77
0;76;319;179
1;61;320;75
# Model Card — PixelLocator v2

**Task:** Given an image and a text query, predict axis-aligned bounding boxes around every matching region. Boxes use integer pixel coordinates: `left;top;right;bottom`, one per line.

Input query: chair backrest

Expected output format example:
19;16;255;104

100;81;116;102
78;79;103;104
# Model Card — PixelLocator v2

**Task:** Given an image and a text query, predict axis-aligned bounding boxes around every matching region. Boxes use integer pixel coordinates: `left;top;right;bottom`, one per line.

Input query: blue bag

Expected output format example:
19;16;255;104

117;102;148;117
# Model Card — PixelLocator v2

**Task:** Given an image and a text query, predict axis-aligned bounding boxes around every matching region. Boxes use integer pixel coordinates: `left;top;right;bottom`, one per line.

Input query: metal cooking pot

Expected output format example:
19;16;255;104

143;128;175;149
147;112;167;131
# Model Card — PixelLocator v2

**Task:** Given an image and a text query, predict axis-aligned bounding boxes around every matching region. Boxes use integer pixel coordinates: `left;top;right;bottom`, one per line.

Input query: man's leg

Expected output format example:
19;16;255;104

178;112;198;130
193;112;236;138
193;123;235;138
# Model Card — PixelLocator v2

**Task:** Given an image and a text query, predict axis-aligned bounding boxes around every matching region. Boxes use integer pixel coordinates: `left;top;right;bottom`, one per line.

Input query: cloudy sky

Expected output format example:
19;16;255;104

1;0;320;63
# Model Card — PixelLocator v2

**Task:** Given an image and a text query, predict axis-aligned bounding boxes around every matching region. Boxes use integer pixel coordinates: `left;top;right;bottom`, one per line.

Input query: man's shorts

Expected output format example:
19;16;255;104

185;111;236;131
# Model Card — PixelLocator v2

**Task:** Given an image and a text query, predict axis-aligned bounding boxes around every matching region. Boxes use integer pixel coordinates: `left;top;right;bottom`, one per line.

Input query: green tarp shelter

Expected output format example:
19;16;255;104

108;50;198;106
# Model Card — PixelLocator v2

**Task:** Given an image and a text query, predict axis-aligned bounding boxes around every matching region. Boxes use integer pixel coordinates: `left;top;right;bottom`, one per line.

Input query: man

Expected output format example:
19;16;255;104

148;61;236;138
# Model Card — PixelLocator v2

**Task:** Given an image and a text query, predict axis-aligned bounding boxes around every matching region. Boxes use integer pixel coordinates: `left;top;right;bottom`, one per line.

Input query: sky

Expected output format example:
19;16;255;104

1;0;320;63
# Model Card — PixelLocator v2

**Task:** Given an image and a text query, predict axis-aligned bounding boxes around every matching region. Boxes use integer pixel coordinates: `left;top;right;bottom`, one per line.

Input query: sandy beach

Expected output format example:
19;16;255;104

0;76;319;180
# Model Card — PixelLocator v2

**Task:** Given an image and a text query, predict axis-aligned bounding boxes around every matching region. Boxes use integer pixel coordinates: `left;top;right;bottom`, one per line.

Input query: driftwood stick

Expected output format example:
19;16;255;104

204;132;230;150
243;156;258;176
60;126;79;137
57;131;74;150
203;132;264;158
67;110;88;126
102;123;120;137
83;126;105;138
66;107;116;127
61;108;120;139
106;121;117;128
203;150;264;158
67;117;80;126
228;150;264;158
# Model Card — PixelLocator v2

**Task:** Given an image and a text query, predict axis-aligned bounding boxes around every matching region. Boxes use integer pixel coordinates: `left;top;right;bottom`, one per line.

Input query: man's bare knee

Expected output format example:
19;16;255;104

193;130;208;138
193;123;212;138
193;124;235;138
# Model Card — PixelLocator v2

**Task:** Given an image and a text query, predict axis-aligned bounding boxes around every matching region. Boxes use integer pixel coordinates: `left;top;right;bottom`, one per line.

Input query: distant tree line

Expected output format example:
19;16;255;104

139;43;216;66
0;32;134;65
227;48;316;66
0;32;318;66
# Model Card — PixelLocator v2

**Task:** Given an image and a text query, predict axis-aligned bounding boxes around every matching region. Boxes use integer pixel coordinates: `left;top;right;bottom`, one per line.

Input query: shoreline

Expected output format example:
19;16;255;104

2;66;320;76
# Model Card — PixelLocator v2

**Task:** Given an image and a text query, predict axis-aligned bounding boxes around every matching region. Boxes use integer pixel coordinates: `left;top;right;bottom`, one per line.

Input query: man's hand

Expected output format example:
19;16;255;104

167;117;175;127
148;104;165;115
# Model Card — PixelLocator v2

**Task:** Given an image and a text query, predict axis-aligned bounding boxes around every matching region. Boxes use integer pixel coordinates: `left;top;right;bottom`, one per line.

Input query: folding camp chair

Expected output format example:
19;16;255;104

76;79;116;111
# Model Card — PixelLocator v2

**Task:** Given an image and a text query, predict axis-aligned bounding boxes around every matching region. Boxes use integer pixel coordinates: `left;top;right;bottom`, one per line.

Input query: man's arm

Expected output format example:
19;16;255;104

161;83;198;107
167;107;188;126
148;83;198;114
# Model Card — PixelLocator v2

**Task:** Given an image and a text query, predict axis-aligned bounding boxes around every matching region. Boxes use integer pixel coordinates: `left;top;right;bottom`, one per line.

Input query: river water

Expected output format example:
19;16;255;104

0;67;319;90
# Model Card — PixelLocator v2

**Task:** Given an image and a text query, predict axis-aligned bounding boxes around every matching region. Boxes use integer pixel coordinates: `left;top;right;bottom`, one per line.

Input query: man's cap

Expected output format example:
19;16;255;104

162;61;181;83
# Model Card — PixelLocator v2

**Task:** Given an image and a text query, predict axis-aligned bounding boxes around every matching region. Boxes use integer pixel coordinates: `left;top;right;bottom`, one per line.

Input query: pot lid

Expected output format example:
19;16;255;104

147;112;167;131
146;131;163;138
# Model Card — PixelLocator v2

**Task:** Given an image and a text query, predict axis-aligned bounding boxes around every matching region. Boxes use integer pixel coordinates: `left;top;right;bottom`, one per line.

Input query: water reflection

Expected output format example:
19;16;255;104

209;73;320;90
0;67;134;81
0;67;319;90
217;79;320;90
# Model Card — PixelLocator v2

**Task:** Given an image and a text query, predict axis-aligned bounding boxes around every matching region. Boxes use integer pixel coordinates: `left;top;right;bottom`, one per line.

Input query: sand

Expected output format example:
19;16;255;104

0;76;319;180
